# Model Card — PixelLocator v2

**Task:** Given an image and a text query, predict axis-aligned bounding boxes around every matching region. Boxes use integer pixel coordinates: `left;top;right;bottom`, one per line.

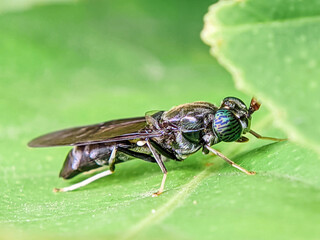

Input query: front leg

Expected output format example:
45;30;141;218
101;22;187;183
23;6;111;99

205;145;256;175
249;130;287;142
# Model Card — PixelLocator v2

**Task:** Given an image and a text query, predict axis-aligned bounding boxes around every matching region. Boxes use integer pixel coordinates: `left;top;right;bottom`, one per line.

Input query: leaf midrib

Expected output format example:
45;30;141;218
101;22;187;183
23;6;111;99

118;117;279;239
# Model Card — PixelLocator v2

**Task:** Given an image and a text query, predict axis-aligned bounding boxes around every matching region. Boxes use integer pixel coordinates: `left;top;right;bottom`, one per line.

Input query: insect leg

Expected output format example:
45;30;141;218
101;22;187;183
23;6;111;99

117;147;156;163
146;139;168;197
108;146;117;172
249;130;287;142
83;166;108;175
54;146;117;192
205;145;255;175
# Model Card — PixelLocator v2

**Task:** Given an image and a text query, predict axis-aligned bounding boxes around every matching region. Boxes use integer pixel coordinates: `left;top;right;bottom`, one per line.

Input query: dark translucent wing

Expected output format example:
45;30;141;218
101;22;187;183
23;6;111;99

28;116;162;147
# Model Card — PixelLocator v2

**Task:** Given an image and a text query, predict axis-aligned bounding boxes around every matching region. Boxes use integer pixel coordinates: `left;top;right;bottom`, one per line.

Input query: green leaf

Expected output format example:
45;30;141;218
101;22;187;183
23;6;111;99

1;1;319;240
201;1;320;239
202;0;320;154
0;0;75;14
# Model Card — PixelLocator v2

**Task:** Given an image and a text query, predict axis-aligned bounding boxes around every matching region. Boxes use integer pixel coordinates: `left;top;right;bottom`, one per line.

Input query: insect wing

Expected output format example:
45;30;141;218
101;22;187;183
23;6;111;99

28;116;162;147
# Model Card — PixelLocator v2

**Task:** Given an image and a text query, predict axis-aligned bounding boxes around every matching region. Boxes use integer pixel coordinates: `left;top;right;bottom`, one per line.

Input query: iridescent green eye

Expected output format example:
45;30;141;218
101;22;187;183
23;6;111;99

213;109;242;142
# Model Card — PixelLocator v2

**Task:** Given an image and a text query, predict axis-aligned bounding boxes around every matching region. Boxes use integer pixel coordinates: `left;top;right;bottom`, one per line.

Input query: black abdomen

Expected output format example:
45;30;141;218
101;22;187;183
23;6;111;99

59;144;131;179
59;142;156;179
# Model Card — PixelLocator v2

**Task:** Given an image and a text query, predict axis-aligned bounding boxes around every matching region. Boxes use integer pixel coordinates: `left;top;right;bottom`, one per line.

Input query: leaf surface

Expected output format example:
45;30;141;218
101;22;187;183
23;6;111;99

202;0;320;154
1;0;319;240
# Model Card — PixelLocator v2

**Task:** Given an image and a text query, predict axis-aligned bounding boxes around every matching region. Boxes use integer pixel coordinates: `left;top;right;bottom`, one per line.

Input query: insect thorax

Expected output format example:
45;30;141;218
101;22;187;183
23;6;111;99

146;102;219;160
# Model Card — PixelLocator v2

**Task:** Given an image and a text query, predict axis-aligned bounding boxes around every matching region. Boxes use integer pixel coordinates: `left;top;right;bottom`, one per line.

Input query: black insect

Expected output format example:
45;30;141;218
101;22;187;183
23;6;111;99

28;97;285;196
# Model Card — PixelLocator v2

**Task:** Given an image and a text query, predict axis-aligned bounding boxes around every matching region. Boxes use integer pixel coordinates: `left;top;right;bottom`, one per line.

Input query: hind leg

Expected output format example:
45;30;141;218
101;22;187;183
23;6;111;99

54;146;117;192
53;169;114;192
83;166;108;175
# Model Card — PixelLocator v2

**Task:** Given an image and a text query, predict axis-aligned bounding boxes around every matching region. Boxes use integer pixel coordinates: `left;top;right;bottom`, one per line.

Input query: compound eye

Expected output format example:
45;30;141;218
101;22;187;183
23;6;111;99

213;109;242;142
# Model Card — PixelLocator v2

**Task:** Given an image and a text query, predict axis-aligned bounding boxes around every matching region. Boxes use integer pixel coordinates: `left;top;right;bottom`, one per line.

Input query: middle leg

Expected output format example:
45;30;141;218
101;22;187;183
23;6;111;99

146;139;168;197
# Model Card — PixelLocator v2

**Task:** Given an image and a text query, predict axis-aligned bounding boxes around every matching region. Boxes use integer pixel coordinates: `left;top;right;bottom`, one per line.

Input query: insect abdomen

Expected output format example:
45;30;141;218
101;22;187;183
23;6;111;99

59;146;103;179
59;144;137;179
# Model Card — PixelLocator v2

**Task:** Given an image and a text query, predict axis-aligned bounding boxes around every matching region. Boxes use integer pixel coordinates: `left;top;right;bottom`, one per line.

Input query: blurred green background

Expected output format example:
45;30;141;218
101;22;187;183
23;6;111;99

1;0;319;240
